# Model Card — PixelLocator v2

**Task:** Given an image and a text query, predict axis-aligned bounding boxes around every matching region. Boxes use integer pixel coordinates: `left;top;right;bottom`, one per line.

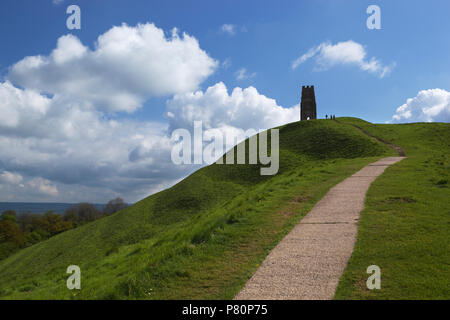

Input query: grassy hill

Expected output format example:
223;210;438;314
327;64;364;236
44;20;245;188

0;119;393;299
0;118;447;299
335;118;450;299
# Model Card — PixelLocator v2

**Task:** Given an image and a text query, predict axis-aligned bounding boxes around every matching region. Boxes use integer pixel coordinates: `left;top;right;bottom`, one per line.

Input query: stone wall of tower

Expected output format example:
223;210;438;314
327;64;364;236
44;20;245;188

300;85;317;121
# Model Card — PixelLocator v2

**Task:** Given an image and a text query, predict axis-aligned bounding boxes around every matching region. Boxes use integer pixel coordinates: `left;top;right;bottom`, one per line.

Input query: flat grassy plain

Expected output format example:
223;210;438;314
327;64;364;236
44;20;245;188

0;119;393;299
335;118;450;299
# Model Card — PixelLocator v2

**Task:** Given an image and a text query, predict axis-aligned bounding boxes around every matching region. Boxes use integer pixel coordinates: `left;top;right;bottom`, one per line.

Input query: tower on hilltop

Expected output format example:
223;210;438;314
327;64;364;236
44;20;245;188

300;85;317;121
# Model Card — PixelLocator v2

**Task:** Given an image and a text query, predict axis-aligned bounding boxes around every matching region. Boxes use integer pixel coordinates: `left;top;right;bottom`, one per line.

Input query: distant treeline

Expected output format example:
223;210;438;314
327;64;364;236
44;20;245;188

0;198;128;261
0;202;106;215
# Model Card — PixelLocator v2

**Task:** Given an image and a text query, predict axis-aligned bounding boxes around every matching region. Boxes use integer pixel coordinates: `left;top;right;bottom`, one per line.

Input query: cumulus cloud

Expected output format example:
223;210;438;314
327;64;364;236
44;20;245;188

0;79;297;202
221;24;236;35
0;171;23;185
292;40;394;78
0;22;299;203
28;178;58;196
8;23;217;112
166;82;298;132
0;171;59;199
0;79;188;202
1;22;220;202
390;89;450;123
0;81;51;129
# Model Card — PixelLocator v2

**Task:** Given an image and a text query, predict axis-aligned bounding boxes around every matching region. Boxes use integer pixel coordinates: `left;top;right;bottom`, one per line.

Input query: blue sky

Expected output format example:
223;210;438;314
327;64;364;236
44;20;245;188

2;0;450;121
0;0;449;203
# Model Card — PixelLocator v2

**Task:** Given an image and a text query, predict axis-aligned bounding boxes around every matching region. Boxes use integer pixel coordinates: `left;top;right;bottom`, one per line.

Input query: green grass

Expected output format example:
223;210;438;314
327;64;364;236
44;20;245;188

0;119;393;299
2;118;447;300
335;118;450;299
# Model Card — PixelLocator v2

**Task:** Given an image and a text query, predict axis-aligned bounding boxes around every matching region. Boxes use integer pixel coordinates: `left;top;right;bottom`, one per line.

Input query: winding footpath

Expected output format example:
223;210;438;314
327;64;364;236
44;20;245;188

235;156;405;300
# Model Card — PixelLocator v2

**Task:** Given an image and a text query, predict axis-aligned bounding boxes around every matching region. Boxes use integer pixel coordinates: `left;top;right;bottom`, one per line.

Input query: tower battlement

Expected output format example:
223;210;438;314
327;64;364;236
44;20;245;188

300;85;317;121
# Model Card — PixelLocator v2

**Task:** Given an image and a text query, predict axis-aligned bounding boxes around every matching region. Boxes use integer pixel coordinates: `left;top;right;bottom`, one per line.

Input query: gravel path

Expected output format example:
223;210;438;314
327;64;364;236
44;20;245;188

235;156;405;300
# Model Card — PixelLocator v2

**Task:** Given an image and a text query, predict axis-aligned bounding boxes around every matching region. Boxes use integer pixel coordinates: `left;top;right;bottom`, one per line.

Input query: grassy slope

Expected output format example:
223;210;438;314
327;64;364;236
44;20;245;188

335;118;450;299
0;119;393;299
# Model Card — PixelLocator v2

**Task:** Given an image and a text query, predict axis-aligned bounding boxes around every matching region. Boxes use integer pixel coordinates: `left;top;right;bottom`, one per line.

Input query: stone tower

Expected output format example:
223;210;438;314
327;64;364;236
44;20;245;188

300;85;317;121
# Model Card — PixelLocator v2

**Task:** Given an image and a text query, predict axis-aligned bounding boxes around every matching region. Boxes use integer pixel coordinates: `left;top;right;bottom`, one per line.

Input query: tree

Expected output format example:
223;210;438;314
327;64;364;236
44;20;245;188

0;220;24;260
0;220;24;247
1;210;17;223
63;209;79;226
37;211;72;236
17;212;41;233
15;211;72;247
64;203;102;225
103;197;128;215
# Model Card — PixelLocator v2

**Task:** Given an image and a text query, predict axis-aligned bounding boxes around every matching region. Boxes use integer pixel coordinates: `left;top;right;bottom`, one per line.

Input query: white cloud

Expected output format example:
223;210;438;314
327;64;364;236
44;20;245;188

235;68;256;81
8;23;217;113
221;24;236;35
28;178;58;196
0;22;301;203
0;171;23;185
166;82;299;132
0;80;185;202
0;80;298;202
390;89;450;123
0;81;51;129
292;40;394;78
